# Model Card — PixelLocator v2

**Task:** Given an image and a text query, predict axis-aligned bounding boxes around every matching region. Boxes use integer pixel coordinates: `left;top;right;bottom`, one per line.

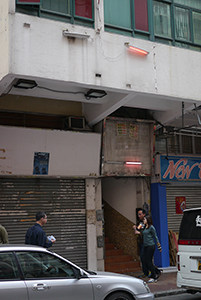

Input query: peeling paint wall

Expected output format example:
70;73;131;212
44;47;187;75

0;0;9;81
102;118;153;176
86;178;104;271
0;126;101;176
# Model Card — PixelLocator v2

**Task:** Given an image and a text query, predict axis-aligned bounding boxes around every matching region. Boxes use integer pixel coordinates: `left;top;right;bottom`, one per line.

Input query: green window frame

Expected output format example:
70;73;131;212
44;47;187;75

104;0;150;39
153;0;201;50
193;11;201;45
16;0;94;28
153;1;172;39
16;0;201;51
103;0;201;51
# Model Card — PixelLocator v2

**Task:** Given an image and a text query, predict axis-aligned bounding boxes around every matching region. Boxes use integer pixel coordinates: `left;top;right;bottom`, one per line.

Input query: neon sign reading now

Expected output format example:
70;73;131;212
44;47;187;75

161;156;201;181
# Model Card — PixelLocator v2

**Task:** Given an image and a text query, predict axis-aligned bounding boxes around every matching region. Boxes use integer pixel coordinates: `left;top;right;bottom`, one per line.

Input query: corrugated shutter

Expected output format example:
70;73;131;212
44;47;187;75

166;185;201;232
0;178;87;269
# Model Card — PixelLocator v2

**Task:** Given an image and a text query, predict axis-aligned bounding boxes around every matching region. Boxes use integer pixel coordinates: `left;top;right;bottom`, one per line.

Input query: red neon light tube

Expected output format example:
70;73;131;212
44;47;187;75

125;161;142;165
127;45;149;56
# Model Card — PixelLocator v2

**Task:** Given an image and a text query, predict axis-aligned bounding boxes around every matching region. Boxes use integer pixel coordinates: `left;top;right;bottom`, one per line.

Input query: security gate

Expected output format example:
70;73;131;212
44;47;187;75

0;177;87;268
166;185;201;232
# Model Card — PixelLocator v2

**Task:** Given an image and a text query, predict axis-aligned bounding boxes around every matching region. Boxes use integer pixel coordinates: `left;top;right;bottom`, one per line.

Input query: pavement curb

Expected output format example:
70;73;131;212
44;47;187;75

154;288;187;298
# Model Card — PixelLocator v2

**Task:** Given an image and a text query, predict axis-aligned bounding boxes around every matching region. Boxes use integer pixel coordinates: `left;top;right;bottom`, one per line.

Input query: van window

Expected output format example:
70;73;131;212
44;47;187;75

179;209;201;240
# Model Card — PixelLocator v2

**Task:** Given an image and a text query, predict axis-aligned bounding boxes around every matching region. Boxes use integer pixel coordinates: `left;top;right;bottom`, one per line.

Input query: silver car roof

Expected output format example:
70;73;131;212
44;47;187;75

0;244;48;252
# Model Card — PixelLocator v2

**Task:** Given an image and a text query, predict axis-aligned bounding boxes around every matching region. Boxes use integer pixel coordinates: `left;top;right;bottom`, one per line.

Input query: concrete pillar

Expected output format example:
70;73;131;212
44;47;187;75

86;178;104;271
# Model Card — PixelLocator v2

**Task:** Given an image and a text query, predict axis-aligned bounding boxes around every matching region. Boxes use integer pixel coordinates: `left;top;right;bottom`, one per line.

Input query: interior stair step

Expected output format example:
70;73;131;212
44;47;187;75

105;261;141;273
105;249;124;256
105;242;116;250
105;254;133;263
105;237;141;274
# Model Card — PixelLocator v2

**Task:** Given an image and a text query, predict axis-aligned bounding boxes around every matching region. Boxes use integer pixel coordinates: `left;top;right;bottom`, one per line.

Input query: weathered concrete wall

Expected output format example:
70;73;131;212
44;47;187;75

0;0;9;81
0;126;101;177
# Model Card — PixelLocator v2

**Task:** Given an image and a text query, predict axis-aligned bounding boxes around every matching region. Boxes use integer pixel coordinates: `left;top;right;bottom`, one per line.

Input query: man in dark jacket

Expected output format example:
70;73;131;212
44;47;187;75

0;224;9;244
25;211;56;248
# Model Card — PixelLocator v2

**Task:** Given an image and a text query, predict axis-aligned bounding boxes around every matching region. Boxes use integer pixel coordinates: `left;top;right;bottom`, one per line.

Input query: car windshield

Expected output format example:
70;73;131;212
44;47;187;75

179;209;201;240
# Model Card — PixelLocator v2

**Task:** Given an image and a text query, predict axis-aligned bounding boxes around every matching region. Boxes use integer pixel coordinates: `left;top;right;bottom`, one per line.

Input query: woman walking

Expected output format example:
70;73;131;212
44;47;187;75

141;215;162;283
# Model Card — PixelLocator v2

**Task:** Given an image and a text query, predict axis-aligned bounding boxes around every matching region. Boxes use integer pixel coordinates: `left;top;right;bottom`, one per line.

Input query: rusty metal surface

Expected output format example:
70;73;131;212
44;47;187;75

102;117;154;176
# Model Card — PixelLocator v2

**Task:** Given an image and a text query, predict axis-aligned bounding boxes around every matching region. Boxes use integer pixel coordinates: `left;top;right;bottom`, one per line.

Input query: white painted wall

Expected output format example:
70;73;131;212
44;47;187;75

0;126;101;176
0;0;9;80
102;177;150;224
103;177;136;223
2;2;200;102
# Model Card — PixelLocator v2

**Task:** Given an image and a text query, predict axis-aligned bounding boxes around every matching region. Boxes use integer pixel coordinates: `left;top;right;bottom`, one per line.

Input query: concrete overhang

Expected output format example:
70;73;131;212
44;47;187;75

1;74;201;129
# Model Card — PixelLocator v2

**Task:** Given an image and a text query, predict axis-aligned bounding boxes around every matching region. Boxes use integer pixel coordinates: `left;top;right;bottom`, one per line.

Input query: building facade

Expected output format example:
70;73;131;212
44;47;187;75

1;0;201;269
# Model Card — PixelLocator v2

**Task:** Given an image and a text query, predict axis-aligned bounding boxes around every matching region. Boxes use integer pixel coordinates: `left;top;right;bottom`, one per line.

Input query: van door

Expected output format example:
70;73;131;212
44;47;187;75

178;208;201;282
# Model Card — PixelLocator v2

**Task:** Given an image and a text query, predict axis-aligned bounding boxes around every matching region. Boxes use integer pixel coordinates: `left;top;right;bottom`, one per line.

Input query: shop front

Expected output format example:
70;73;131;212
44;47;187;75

152;154;201;267
0;177;87;268
101;117;155;267
0;125;103;271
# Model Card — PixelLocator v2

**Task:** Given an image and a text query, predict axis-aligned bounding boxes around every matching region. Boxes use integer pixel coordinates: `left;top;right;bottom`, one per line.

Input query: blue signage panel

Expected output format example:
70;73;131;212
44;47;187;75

33;152;49;175
160;155;201;181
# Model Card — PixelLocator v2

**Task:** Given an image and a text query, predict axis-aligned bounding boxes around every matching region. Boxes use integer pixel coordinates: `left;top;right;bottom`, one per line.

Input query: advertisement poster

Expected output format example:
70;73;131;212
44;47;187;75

129;124;139;139
33;152;49;175
117;122;127;136
175;196;186;214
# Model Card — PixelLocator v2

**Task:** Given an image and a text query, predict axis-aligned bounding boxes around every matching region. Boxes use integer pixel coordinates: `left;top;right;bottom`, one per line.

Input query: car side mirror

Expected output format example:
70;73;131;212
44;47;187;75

76;268;84;279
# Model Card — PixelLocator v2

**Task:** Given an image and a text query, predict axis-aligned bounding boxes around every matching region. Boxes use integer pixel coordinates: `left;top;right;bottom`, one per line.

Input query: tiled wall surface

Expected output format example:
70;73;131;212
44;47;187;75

104;201;139;261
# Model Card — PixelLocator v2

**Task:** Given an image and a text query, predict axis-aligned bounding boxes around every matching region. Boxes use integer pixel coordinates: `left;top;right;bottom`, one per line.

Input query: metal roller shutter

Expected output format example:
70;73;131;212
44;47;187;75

166;185;201;232
0;177;87;269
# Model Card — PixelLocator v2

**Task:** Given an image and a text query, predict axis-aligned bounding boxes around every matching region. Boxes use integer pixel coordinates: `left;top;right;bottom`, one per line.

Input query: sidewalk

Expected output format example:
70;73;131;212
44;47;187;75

130;267;187;298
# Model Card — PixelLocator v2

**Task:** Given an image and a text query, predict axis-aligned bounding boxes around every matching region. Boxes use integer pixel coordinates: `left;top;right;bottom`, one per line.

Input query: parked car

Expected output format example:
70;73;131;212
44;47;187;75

0;244;154;300
177;207;201;293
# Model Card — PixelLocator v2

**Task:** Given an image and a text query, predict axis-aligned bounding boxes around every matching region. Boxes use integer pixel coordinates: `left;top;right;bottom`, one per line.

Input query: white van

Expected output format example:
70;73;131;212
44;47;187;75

177;207;201;293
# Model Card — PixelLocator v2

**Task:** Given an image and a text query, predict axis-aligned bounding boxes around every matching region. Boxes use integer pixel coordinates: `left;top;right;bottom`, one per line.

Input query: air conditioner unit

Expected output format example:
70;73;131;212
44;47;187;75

63;116;85;130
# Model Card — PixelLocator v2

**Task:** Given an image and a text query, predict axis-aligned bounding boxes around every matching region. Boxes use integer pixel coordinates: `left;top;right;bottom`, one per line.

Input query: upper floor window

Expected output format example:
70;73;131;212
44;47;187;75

153;1;171;38
16;0;94;27
104;0;149;38
104;0;201;51
153;0;201;50
16;0;201;50
155;133;201;155
135;0;149;32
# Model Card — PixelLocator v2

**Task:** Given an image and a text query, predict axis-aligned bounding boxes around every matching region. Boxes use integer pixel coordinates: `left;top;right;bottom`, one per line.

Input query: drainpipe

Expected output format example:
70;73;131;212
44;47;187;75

182;102;184;128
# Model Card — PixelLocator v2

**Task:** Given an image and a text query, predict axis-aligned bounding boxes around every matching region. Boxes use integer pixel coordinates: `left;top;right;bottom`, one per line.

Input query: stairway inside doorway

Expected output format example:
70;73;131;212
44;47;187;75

105;237;141;274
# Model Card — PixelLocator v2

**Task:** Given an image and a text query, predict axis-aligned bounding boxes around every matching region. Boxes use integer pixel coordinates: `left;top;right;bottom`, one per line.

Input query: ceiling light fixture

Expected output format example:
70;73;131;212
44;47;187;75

125;43;149;56
105;161;124;164
63;30;90;39
14;79;37;89
85;89;107;99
